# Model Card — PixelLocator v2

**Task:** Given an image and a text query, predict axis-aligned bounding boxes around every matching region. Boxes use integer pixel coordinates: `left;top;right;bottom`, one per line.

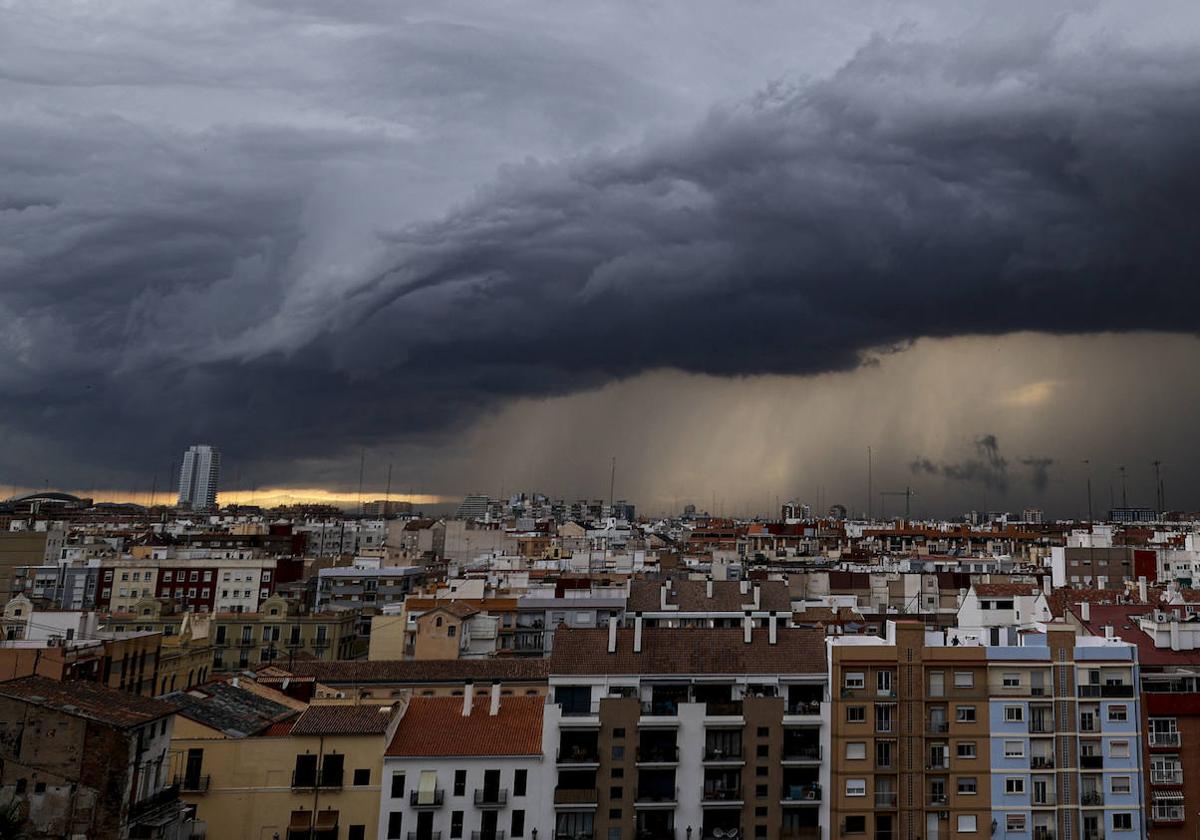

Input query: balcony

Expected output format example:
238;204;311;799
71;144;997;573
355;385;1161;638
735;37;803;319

705;701;744;717
781;784;821;803
702;787;744;804
640;701;680;718
174;774;211;793
637;746;680;764
1082;832;1103;840
128;784;181;820
292;771;318;789
635;787;679;806
557;747;600;765
875;792;898;808
926;721;949;735
1030;756;1055;770
786;700;822;716
703;747;744;762
1033;829;1055;840
1079;755;1104;770
1080;791;1105;807
1078;684;1134;698
409;834;443;840
1149;732;1181;748
701;827;743;840
474;789;509;808
1029;721;1054;735
1151;769;1183;785
318;771;344;789
926;795;949;807
553;788;599;807
410;789;445;807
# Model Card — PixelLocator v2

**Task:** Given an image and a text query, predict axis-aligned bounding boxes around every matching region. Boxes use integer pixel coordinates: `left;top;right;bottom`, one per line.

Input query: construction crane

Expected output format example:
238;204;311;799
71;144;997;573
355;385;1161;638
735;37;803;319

880;487;917;521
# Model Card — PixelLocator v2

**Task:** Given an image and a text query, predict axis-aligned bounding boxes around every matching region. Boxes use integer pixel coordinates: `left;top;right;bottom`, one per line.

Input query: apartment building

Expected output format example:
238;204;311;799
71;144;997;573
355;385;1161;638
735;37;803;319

316;566;428;610
378;688;548;840
545;618;828;840
208;595;360;670
96;552;302;614
828;621;1144;840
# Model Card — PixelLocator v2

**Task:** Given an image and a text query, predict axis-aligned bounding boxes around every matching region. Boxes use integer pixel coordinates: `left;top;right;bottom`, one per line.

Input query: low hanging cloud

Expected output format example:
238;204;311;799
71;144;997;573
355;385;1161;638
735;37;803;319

3;3;1200;488
911;435;1055;494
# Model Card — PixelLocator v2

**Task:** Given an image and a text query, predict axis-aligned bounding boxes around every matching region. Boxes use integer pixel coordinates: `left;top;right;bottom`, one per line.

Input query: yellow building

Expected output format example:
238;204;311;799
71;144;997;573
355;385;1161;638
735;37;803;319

169;679;403;840
210;595;360;671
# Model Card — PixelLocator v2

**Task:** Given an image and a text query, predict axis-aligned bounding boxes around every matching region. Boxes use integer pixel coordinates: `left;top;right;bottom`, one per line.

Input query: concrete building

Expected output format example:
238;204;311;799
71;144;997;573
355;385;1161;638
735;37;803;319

0;529;64;602
545;620;828;840
207;595;359;671
178;444;221;511
378;690;548;840
0;676;186;839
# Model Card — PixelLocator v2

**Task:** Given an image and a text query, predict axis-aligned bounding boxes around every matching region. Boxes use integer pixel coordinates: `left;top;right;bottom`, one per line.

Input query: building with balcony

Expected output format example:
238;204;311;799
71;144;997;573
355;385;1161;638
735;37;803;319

545;616;828;840
378;686;548;840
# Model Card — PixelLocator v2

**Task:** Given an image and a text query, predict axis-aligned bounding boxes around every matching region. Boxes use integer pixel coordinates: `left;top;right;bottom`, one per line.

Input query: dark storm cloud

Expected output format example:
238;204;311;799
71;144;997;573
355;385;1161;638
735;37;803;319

911;435;1054;494
4;5;1200;488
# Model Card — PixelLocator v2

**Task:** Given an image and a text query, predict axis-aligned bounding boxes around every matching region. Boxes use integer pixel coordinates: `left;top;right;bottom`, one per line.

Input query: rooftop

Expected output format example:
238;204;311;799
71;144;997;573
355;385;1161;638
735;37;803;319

257;658;549;685
165;680;299;738
627;578;791;613
973;583;1042;597
289;702;402;736
0;676;178;728
386;695;543;757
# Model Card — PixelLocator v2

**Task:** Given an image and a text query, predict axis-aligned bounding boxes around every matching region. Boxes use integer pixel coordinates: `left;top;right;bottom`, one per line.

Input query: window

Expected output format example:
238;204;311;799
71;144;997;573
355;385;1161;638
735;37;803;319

846;742;867;760
847;706;866;723
755;766;768;777
612;745;624;760
1111;777;1131;795
757;726;769;737
610;786;623;800
845;672;865;689
957;778;977;795
451;812;464;839
957;742;977;759
1004;706;1025;722
877;670;893;695
612;727;625;738
1004;741;1025;758
1109;705;1128;722
294;754;318;787
387;812;403;840
1003;673;1020;688
954;672;974;688
956;706;976;723
756;744;769;757
163;571;173;582
447;626;457;637
846;779;866;797
514;769;527;796
928;671;945;696
611;769;623;779
511;810;525;838
755;784;768;798
353;768;370;786
1113;814;1132;831
957;815;977;833
845;817;866;834
1006;815;1026;833
349;827;365;840
453;770;466;796
1005;778;1025;795
1110;740;1130;758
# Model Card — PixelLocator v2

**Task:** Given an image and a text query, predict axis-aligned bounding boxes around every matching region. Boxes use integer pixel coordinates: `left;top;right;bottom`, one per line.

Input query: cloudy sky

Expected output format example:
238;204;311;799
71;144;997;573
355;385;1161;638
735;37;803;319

3;1;1200;517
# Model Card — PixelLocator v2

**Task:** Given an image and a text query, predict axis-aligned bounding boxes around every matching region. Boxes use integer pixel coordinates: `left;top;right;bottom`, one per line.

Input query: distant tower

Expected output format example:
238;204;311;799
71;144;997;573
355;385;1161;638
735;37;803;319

177;445;220;510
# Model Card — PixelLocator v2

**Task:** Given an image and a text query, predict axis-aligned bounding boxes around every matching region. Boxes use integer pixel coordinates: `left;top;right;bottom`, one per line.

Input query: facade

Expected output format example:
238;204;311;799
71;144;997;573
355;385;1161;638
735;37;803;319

209;595;359;670
379;690;548;840
178;444;221;511
545;619;828;840
0;676;186;839
316;565;427;611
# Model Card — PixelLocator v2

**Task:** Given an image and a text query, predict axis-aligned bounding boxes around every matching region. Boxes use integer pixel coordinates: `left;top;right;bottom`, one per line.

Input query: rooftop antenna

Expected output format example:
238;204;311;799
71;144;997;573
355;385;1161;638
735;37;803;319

357;449;365;517
609;456;616;509
1083;459;1093;522
1152;460;1164;515
867;446;873;521
385;461;393;505
1119;465;1128;508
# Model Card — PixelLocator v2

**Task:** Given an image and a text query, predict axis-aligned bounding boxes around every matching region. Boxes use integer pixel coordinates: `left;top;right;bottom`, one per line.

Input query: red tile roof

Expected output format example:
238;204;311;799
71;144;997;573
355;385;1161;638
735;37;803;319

548;626;826;675
973;583;1042;597
289;703;401;736
0;676;178;728
386;696;543;757
1070;604;1200;667
1046;587;1143;618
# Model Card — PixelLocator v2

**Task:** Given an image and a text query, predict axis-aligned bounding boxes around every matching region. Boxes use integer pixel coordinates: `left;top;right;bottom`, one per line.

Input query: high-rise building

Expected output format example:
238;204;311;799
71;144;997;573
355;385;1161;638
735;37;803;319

177;444;220;510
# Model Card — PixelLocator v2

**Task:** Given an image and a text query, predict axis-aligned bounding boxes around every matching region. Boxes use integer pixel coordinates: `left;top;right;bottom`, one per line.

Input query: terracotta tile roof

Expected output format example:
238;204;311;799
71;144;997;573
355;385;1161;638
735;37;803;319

1046;587;1142;618
404;597;519;612
548;626;826;675
0;676;178;729
262;718;296;736
290;702;401;736
257;659;548;685
628;579;791;613
1069;604;1200;667
386;696;543;757
973;583;1042;597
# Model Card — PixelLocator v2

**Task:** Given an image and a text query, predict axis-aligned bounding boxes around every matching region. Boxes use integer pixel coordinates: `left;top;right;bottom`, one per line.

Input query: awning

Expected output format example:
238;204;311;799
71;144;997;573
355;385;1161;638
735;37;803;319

290;811;312;830
315;810;339;831
1153;792;1184;803
417;770;438;805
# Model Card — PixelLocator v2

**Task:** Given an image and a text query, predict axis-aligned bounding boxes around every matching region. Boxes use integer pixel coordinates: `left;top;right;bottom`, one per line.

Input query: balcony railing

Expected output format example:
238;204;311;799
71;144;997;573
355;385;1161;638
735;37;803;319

554;787;599;805
1079;755;1104;770
410;789;445;807
474;789;509;807
1151;806;1185;822
1080;791;1105;806
784;745;822;761
1033;829;1055;840
787;700;822;716
704;747;744;761
471;832;506;840
292;771;318;789
1030;757;1055;770
1149;732;1181;747
174;774;211;793
1032;796;1056;807
635;787;679;804
927;795;949;807
637;746;680;763
1078;684;1134;698
927;721;949;734
128;784;181;820
705;701;744;717
702;827;743;840
640;701;680;717
1151;769;1183;785
1029;721;1054;734
558;747;600;764
781;784;821;802
702;787;744;802
875;792;898;808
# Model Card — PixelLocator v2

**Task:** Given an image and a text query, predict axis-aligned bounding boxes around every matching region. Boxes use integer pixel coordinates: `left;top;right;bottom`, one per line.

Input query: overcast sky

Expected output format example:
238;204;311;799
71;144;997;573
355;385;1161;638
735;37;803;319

3;1;1200;517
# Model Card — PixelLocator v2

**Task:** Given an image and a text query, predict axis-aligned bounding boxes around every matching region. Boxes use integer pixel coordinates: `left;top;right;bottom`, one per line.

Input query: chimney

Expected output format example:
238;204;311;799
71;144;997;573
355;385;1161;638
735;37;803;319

743;611;753;644
1138;576;1148;603
753;584;761;609
489;680;501;716
462;680;474;716
706;576;713;599
769;611;778;645
1080;602;1090;622
608;618;619;653
634;613;643;653
660;582;669;610
1104;625;1114;640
